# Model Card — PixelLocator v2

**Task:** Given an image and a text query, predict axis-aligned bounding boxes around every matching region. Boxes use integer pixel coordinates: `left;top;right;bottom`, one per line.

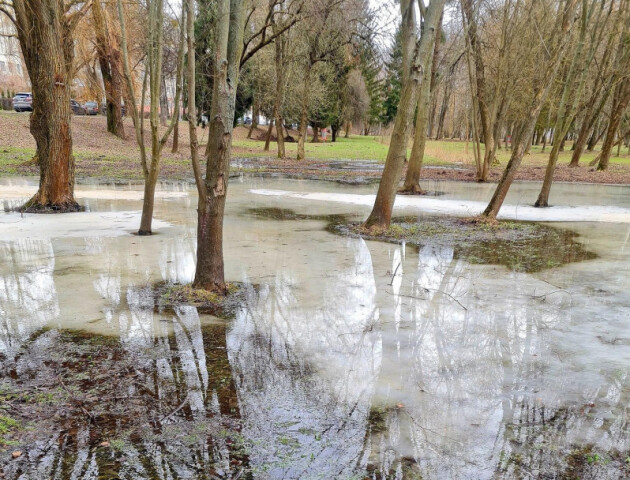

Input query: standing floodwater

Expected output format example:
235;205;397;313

1;177;629;479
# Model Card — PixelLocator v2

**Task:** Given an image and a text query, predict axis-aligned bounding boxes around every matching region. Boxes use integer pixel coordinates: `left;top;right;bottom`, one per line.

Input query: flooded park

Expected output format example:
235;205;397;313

1;176;629;479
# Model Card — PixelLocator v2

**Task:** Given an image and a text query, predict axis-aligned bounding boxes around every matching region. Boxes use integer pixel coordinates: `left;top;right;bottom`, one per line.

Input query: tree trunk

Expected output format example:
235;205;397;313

247;95;258;138
13;0;80;212
273;32;287;159
297;65;312;160
483;0;577;219
435;81;451;140
462;0;495;182
172;120;179;153
364;0;446;229
311;125;320;143
192;0;246;292
264;118;274;151
276;118;286;158
598;80;630;171
344;121;351;138
118;0;184;234
401;12;443;194
536;1;590;207
92;0;126;139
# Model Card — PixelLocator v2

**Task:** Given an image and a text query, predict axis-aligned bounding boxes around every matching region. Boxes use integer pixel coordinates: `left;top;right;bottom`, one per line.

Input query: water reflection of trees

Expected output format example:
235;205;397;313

0;239;59;360
1;305;251;479
2;227;629;479
227;237;381;478
362;241;630;479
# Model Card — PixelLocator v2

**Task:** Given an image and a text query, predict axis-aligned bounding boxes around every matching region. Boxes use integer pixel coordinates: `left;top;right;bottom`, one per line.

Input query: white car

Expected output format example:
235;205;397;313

13;92;32;112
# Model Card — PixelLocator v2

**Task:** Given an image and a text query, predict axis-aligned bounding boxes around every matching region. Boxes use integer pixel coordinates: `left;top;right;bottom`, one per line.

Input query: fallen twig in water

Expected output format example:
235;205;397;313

388;263;401;286
159;393;189;424
57;375;94;422
386;288;468;311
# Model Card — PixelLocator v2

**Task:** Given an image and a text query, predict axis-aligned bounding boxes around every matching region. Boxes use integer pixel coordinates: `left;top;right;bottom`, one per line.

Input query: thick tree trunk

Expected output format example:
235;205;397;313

399;81;430;195
138;163;159;234
311;125;320;143
14;0;79;212
192;0;246;292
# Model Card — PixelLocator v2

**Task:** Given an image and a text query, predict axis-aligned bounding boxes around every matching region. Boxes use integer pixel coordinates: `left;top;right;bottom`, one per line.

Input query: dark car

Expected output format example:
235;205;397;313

243;116;252;125
70;99;86;115
100;102;127;117
13;92;33;112
83;101;99;115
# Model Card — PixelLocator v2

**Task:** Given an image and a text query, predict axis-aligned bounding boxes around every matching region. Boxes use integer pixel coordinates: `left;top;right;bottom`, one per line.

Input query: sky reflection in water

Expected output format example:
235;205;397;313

0;177;629;479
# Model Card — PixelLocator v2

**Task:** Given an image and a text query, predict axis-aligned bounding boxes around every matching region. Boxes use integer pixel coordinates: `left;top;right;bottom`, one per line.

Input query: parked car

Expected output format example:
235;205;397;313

13;92;32;112
70;99;86;115
243;116;252;125
100;102;127;117
83;101;99;115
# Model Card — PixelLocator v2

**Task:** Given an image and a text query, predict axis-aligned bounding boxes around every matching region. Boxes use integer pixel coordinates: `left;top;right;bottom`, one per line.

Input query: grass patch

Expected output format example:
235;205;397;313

0;415;20;446
158;282;245;317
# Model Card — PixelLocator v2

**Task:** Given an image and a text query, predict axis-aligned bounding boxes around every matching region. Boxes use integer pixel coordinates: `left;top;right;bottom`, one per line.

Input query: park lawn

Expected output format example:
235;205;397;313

231;134;397;162
2;114;630;179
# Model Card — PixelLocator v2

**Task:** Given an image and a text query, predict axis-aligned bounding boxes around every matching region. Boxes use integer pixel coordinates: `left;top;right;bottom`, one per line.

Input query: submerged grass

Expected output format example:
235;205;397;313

336;216;596;273
158;282;244;318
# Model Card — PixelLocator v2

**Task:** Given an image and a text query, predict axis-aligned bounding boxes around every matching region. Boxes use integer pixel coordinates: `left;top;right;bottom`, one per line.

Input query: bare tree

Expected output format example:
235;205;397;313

400;10;443;195
118;0;185;234
482;0;579;220
364;0;447;230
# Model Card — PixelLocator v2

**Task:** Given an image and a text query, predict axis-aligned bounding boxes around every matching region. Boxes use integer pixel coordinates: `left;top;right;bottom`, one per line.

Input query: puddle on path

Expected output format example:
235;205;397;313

1;177;629;479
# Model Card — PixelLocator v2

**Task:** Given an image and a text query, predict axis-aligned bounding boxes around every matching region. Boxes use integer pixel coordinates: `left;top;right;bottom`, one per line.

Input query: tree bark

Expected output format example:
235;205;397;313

297;64;312;160
598;79;630;171
400;11;443;194
92;0;126;139
462;0;495;181
264;118;274;151
13;0;81;212
273;28;287;159
364;0;446;229
192;0;246;292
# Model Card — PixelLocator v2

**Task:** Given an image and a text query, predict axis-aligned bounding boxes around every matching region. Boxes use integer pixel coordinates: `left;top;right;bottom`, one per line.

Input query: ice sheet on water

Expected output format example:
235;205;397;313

250;189;630;222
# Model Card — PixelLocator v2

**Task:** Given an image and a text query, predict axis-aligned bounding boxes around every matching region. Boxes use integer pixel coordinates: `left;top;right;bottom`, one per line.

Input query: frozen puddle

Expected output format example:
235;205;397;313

0;211;172;240
251;188;630;222
0;184;189;201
